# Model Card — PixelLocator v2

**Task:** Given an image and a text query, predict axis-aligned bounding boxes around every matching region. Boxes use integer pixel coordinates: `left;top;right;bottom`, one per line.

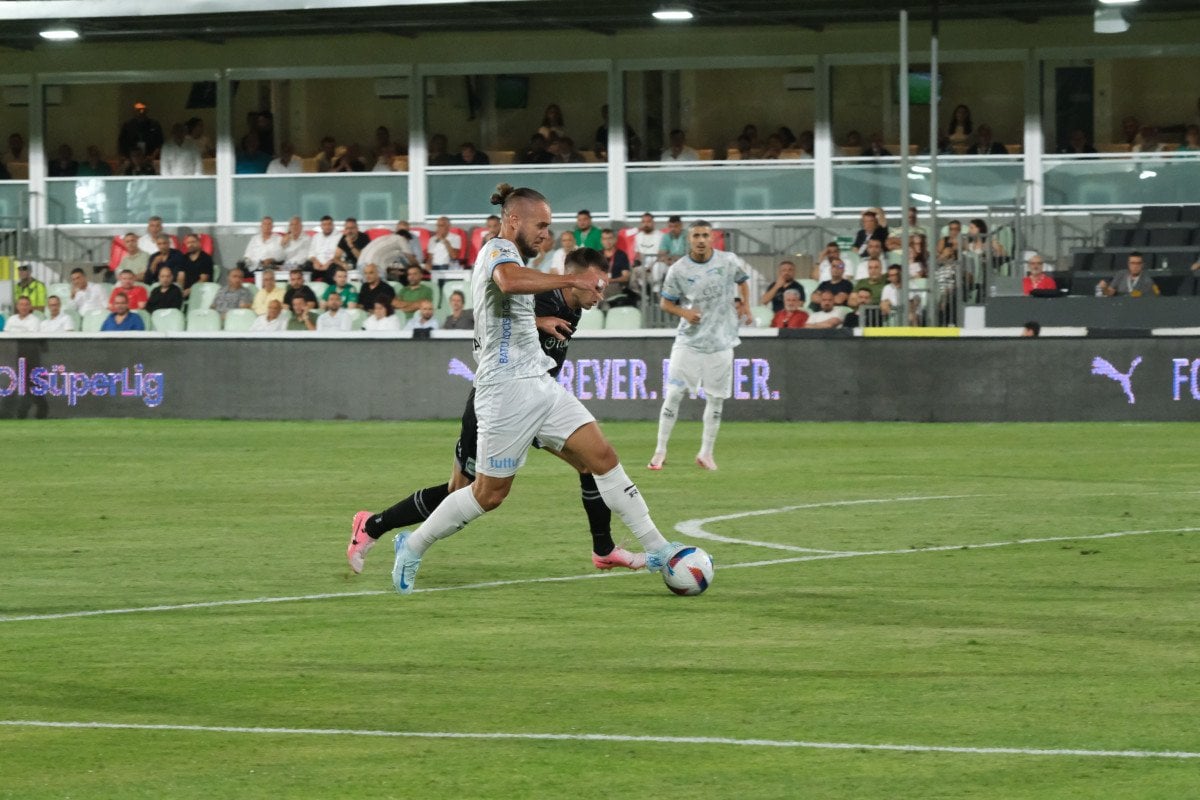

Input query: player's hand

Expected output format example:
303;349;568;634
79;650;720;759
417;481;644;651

684;308;701;324
572;267;607;304
536;316;573;340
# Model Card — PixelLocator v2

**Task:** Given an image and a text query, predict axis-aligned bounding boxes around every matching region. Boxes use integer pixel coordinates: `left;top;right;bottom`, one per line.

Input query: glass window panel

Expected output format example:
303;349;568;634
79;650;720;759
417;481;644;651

233;174;408;223
628;163;813;215
46;177;215;224
1043;153;1200;208
428;165;605;219
833;156;1024;211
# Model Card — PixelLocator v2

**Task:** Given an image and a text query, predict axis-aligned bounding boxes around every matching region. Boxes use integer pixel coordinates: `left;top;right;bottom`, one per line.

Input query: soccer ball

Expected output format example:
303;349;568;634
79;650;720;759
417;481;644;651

661;546;714;596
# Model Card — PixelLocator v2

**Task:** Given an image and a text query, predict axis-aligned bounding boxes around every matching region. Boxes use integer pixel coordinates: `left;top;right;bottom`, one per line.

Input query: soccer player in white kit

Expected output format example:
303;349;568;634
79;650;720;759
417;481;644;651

390;184;686;594
649;220;750;471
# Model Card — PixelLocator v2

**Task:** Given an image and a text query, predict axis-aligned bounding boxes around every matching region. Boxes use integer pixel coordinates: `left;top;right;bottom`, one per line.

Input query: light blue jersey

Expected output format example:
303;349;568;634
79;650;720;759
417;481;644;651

660;249;749;353
471;237;556;386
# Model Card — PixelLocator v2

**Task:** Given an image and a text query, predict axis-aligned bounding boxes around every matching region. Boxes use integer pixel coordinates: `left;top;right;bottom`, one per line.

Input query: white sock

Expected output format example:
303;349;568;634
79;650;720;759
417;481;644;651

405;485;485;556
655;385;686;453
699;397;724;457
593;464;670;553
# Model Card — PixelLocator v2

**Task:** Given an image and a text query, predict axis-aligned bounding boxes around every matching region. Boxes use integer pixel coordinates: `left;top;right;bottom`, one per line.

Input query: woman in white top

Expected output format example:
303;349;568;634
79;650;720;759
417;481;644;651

548;230;576;275
362;301;401;331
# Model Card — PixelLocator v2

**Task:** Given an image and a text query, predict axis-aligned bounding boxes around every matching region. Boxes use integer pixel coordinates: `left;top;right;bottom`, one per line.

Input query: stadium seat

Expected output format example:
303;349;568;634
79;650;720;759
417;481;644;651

347;309;368;330
134;309;151;330
367;227;392;241
80;310;107;332
1140;206;1181;224
711;229;726;251
187;309;221;332
151;308;185;332
188;281;220;312
1105;227;1134;247
616;227;638;263
468;227;489;265
751;305;774;328
1180;205;1200;225
65;310;81;329
576;308;605;331
798;278;819;300
412;227;432;260
449;227;469;262
223;308;257;332
387;280;403;295
308;280;330;301
47;282;73;303
107;236;128;272
1148;228;1192;247
198;233;215;255
604;306;643;330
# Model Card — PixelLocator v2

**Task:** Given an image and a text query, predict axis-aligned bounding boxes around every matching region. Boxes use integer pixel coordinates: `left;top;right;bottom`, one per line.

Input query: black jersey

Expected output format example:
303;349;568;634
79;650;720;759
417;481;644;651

533;288;582;379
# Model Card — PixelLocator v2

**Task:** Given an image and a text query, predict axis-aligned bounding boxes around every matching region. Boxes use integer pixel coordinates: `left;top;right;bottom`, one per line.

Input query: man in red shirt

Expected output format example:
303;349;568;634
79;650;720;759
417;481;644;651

109;268;148;311
1022;254;1056;295
771;288;809;328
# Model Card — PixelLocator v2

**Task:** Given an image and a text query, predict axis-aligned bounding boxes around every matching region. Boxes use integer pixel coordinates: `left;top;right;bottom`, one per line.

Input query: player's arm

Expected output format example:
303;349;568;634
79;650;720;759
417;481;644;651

493;261;604;299
660;295;700;324
536;316;573;341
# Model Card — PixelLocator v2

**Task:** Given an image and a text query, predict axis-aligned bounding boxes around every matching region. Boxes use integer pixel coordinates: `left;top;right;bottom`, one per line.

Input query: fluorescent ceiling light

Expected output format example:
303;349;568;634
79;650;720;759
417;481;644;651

1094;8;1130;33
39;26;79;40
910;193;934;203
1139;169;1157;180
1098;0;1139;5
653;7;694;21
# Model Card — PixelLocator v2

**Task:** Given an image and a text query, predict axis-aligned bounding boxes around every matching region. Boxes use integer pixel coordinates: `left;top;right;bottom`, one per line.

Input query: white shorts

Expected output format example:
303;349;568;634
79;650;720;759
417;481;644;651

475;373;596;478
666;345;733;399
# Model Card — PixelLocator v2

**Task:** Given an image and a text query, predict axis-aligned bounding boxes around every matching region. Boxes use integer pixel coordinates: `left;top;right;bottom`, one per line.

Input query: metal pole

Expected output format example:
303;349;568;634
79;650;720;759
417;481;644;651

899;9;910;324
928;0;940;326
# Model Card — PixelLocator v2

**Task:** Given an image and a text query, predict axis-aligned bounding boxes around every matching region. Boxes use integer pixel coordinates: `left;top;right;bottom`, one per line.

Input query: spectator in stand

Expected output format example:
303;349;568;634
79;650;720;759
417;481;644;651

966;219;1006;261
322;267;359;310
549;230;576;275
947;105;973;151
177;234;212;296
109;269;148;311
374;126;392;159
267;141;303;173
100;291;145;332
315;136;338;172
141;233;178;284
428;133;454;166
424;216;462;271
573;210;602;249
2;132;27;167
594;103;641;161
235;132;271;174
1061;129;1098;154
287;296;318;331
761;134;785;160
47;144;79;177
528;229;556;273
372;143;398;172
805;290;844;329
1098;252;1159;297
114;232;149;281
909;234;929;278
480;214;502;244
854;258;887;305
969;124;1007;155
538;104;567;141
776;126;797;149
405;299;439;332
15;264;46;311
937;219;963;263
146;266;184;312
186;117;213;157
118;101;164;159
771;288;808;329
797;130;815;157
854;239;888;281
363;299;401;331
842;288;876;329
551;137;586;164
251;111;276;157
212;267;255;317
1022;321;1041;338
633;213;663;268
356;264;395;315
393;265;434;320
316;290;354;332
852;209;888;256
77;145;113;176
137;216;165;254
518;133;553;164
813;241;841;281
160;123;202;176
5;296;41;333
280;215;311;269
241;216;284;273
283;268;318;312
1132;126;1168;154
907;206;927;238
452;141;490;166
864;132;892;159
841;131;864;152
1179;125;1200;152
600;228;635;307
395;220;424;265
309;215;341;281
250;299;287;333
661;129;699;162
730;134;753;159
1120;116;1141;147
69;267;107;315
251;269;286;315
1022;255;1057;295
443;290;474;330
334;217;371;272
761;260;805;312
332;143;367;172
880;265;916;323
41;295;75;332
121;147;156;176
660;215;687;264
814;261;854;309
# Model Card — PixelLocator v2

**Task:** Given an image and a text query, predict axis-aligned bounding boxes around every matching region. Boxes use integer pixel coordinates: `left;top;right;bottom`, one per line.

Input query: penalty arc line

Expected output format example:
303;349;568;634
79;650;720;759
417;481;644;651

0;720;1196;760
2;527;1198;624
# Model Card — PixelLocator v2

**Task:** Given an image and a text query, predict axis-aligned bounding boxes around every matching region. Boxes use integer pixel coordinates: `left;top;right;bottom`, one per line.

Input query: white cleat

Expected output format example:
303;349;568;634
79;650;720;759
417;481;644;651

695;454;718;471
648;451;667;470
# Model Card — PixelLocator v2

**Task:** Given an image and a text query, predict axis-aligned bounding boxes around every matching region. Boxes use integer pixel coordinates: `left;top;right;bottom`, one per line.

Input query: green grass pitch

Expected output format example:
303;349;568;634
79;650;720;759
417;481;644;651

1;419;1198;799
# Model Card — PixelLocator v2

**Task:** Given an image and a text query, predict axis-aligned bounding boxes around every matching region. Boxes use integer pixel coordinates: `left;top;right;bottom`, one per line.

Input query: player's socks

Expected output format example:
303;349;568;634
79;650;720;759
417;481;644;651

698;397;723;460
404;485;485;557
593;463;670;554
579;472;615;556
654;385;686;455
365;483;451;539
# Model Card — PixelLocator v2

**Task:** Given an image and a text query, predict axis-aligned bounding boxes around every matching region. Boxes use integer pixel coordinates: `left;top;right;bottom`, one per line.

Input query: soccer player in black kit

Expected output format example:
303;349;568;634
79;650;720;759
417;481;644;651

346;247;646;574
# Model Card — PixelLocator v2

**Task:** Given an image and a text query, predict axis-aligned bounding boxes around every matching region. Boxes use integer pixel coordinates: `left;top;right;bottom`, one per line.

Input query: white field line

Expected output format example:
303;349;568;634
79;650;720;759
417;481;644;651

0;720;1195;760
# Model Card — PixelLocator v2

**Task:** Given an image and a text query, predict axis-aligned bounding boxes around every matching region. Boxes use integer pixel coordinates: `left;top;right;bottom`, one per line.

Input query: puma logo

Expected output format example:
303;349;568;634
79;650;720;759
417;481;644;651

1091;356;1142;405
447;358;476;382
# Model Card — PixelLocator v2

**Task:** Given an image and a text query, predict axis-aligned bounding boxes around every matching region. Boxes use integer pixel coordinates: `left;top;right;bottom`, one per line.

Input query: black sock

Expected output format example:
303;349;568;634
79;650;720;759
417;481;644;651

580;472;614;555
365;482;452;538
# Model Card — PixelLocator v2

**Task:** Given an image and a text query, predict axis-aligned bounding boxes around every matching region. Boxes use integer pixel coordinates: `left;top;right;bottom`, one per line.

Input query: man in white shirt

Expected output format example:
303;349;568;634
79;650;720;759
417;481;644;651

41;295;76;332
404;299;439;331
69;268;107;315
362;300;401;331
137;216;165;255
280;215;311;269
424;216;462;271
249;299;287;332
316;291;354;331
631;212;664;292
4;296;40;333
159;123;202;176
308;215;341;281
660;129;699;162
266;142;303;174
241;216;284;272
805;290;845;329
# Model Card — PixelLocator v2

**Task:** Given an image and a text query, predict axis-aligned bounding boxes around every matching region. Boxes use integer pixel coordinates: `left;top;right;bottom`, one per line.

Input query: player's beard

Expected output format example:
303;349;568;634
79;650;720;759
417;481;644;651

513;230;539;260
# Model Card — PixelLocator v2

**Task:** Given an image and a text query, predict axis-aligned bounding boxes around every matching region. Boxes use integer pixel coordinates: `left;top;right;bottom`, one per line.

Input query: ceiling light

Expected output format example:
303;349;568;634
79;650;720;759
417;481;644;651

1094;8;1130;33
653;7;694;21
1098;0;1139;5
1139;169;1157;180
39;27;80;41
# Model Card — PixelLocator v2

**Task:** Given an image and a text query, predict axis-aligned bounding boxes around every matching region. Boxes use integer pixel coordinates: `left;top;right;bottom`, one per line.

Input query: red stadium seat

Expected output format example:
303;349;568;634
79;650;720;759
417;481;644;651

711;229;725;250
412;227;431;260
367;227;393;241
616;227;638;262
108;236;128;272
468;227;489;265
449;227;469;265
198;233;214;255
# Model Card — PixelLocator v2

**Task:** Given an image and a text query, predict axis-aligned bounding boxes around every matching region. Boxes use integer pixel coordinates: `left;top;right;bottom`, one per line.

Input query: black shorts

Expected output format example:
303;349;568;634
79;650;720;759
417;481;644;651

454;387;478;480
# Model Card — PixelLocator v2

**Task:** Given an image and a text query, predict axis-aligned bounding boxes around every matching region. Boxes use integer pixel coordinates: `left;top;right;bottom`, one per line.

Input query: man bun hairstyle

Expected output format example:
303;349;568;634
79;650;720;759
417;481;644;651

491;183;547;210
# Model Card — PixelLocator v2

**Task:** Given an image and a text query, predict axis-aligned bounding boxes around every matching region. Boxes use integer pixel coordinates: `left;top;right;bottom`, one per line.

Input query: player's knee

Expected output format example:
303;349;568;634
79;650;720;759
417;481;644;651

472;482;509;511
